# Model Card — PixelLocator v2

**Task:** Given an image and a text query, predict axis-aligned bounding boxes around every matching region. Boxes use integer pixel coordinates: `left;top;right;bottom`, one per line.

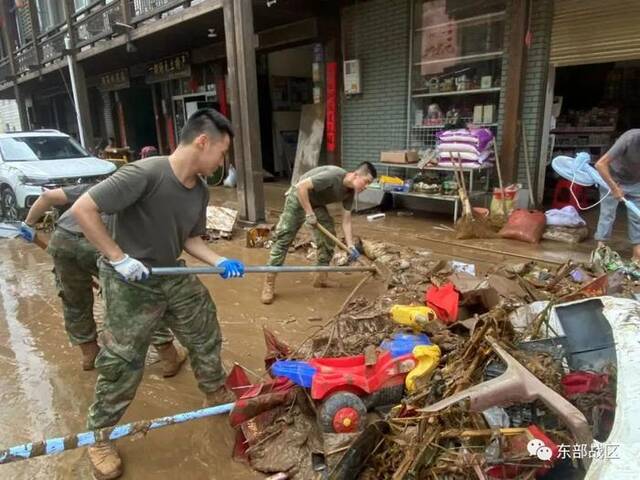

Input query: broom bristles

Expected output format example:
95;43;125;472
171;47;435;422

455;213;498;240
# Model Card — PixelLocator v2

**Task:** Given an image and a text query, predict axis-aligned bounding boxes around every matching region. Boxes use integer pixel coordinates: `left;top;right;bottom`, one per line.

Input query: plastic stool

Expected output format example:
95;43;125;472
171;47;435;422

551;179;587;209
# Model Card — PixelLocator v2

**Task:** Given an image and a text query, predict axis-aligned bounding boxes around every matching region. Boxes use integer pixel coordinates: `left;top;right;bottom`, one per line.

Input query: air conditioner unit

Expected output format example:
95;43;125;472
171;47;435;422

343;59;361;95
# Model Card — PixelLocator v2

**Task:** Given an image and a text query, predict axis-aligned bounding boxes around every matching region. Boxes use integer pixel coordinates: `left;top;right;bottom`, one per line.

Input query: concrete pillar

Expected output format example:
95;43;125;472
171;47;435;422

223;0;265;223
63;0;93;148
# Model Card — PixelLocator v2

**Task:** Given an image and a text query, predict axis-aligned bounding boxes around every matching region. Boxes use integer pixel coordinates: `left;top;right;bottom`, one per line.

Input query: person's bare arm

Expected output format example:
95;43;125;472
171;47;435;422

70;194;124;262
342;209;354;247
183;236;224;265
595;154;624;200
295;179;315;216
24;189;68;226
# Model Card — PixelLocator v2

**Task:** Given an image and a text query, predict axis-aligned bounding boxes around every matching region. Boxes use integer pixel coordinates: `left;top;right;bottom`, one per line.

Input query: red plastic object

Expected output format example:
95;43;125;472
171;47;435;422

552;179;588;210
425;283;459;324
485;425;558;479
561;371;609;398
333;407;360;433
307;350;415;400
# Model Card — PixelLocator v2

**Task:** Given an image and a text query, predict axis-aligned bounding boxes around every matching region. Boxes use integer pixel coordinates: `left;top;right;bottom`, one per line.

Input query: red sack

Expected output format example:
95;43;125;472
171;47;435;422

499;209;546;244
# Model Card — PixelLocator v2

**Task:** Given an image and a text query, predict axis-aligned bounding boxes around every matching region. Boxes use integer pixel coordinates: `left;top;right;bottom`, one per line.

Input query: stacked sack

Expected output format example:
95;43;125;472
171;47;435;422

436;128;495;166
542;205;589;244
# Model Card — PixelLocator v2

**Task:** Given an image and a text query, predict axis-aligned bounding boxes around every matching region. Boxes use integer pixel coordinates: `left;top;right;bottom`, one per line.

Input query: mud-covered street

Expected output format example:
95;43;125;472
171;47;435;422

0;185;600;479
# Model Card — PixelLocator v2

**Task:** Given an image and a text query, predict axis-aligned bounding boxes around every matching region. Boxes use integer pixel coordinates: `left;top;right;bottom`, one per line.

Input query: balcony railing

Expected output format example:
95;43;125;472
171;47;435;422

2;0;196;80
39;23;69;65
15;43;37;73
73;0;123;48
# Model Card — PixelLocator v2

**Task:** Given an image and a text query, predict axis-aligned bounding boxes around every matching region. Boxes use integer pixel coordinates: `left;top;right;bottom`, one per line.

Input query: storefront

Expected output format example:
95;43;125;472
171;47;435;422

143;52;227;155
539;0;640;202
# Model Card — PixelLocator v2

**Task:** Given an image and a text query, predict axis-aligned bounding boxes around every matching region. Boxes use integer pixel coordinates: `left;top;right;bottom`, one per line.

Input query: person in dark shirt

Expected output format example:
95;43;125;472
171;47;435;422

595;129;640;260
71;109;244;480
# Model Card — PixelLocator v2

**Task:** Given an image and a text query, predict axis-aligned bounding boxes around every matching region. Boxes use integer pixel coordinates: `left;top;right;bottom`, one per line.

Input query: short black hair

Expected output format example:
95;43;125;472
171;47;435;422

356;161;377;179
180;108;234;145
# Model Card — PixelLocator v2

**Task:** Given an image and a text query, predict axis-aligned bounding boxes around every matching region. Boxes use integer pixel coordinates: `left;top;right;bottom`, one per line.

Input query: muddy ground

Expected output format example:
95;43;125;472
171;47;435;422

0;183;607;479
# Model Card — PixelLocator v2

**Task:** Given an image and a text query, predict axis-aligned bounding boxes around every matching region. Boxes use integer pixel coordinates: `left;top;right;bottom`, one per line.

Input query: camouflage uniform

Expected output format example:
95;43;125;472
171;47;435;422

268;193;336;266
87;262;225;429
47;228;174;346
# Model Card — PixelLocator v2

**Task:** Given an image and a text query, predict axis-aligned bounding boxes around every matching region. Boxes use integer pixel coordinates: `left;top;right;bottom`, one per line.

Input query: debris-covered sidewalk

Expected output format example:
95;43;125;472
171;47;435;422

228;241;639;480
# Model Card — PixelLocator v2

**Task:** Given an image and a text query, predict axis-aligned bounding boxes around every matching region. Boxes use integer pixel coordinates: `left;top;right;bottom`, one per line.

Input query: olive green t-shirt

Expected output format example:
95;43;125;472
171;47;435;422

56;183;113;234
88;156;209;267
299;166;354;210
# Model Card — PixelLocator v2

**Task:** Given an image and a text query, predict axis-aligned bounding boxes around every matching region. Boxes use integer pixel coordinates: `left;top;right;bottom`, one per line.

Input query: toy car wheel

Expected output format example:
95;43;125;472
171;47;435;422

318;392;367;434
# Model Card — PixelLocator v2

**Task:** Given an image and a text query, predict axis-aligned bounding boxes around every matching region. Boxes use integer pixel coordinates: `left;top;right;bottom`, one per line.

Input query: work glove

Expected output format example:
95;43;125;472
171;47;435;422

110;254;149;281
215;257;245;279
347;245;361;263
18;222;35;242
305;213;318;228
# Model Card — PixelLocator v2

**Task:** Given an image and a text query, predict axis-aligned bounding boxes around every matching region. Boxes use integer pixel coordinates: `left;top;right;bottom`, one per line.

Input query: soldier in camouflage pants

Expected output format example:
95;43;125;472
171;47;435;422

268;193;337;267
47;229;174;365
87;262;225;430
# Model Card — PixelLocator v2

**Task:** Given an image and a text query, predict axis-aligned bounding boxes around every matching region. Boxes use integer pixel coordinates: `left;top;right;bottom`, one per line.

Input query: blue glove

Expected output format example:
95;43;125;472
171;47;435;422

215;257;245;279
19;222;35;242
348;246;361;263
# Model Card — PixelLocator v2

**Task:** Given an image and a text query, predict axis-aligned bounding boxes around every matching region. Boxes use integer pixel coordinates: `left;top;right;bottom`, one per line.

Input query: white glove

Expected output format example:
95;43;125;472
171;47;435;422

110;254;149;281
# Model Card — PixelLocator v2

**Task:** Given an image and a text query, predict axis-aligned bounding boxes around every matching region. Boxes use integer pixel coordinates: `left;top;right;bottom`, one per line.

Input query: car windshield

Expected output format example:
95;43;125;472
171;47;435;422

0;136;90;161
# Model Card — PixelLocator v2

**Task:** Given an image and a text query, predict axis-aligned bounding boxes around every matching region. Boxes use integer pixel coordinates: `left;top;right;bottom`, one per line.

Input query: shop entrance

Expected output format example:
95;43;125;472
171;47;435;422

260;44;314;179
171;92;219;144
541;61;640;205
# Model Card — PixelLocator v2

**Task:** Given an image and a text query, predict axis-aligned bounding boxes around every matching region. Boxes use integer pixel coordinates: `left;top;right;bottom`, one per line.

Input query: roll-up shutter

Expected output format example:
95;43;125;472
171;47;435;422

550;0;640;66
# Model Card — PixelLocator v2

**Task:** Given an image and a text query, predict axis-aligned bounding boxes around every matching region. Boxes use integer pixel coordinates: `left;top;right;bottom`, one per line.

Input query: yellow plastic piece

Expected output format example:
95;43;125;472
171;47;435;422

379;175;404;185
406;344;441;393
390;305;437;330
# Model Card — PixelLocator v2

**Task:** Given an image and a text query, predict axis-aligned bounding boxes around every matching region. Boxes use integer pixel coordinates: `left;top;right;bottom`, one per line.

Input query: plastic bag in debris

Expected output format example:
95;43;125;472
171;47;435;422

542;225;589;244
223;165;237;188
499;209;546;244
490;184;519;218
545;205;586;227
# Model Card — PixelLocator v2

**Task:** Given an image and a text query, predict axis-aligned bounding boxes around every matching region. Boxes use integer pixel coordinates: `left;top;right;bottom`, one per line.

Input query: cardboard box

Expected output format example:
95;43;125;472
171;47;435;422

473;105;484;124
380;150;419;164
483;105;495;124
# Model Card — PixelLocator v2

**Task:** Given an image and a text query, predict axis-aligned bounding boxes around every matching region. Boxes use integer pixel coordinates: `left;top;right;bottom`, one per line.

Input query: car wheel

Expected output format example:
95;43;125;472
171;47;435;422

1;187;19;221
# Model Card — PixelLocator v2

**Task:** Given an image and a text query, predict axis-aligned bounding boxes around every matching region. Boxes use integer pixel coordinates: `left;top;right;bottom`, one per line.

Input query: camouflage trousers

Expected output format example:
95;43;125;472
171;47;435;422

87;263;225;429
47;228;174;346
268;193;336;266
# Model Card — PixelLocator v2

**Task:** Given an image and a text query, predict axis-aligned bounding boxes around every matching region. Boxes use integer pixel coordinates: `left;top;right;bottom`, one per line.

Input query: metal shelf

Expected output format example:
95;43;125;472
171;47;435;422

414;11;506;33
372;162;493;173
413;51;503;67
410;123;498;129
553;144;609;149
389;190;486;201
552;127;615;133
412;87;501;98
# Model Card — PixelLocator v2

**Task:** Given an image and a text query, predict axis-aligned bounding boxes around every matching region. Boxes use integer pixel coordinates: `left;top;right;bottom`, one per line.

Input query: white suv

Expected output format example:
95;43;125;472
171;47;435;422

0;130;116;220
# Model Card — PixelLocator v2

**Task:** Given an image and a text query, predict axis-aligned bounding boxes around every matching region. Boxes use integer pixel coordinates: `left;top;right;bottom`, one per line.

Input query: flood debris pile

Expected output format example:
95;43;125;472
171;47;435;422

232;241;636;480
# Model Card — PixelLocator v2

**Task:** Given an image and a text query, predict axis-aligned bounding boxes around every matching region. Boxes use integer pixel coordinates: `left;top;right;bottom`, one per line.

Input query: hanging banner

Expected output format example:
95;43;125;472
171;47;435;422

326;61;338;153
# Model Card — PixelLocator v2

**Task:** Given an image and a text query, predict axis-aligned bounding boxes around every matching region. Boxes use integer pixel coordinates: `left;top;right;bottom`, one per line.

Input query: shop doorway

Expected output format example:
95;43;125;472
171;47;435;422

260;44;314;179
539;61;640;205
171;92;219;144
